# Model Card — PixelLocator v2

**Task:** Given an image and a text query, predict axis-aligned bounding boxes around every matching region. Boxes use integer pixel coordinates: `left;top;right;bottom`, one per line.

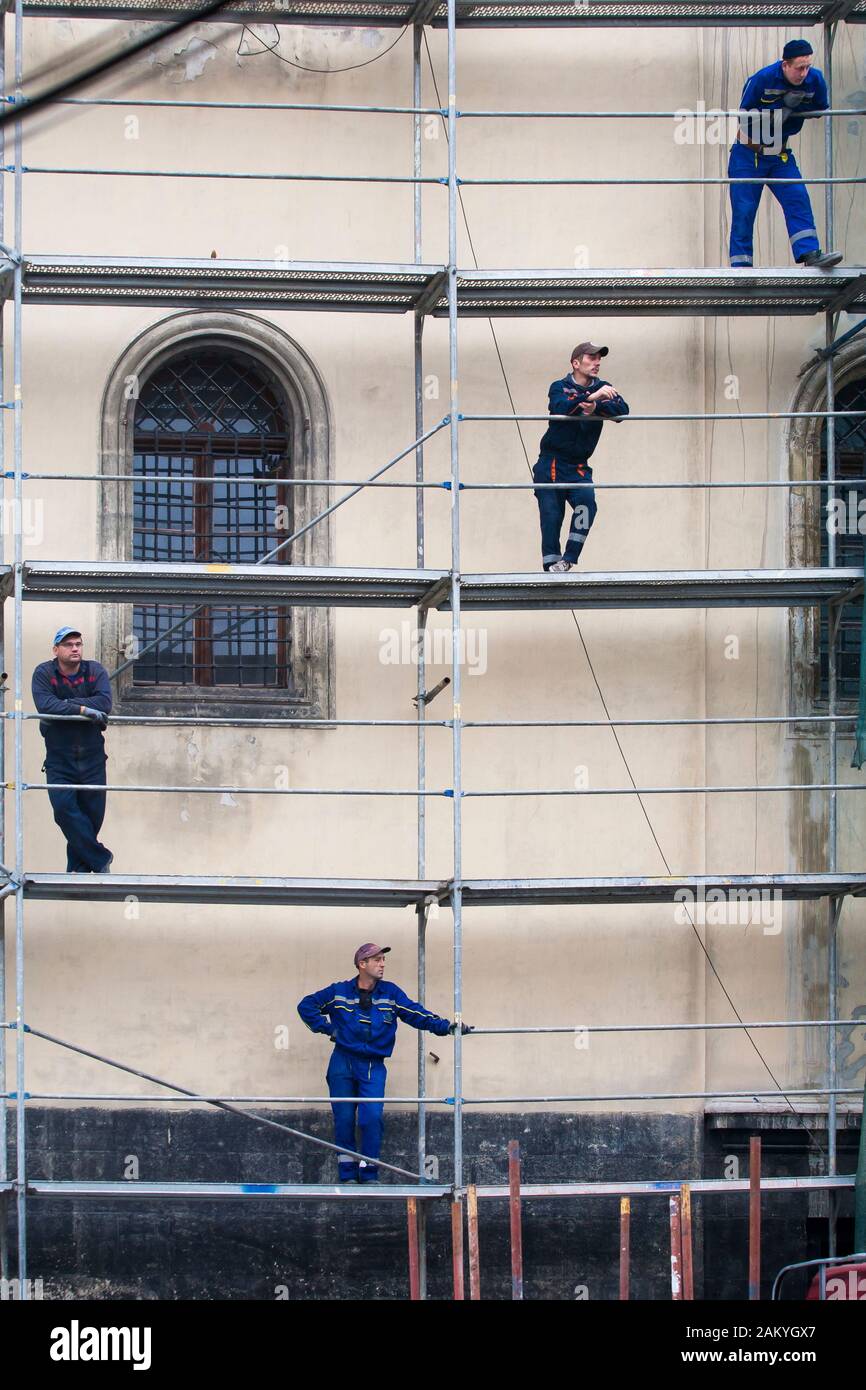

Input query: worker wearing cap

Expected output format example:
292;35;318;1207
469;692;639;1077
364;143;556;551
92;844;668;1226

533;341;629;573
298;944;472;1183
31;627;113;873
728;39;842;269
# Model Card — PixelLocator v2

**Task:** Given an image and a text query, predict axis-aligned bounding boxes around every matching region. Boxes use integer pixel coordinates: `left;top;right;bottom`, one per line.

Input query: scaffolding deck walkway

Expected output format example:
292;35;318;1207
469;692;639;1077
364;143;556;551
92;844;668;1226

8;563;863;608
10;258;866;317
18;1;866;26
17;872;866;906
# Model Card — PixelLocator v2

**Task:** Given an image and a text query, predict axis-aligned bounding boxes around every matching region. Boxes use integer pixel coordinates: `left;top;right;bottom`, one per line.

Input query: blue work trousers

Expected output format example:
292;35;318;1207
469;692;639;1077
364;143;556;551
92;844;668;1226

45;746;111;873
326;1047;387;1183
728;142;819;266
533;453;597;570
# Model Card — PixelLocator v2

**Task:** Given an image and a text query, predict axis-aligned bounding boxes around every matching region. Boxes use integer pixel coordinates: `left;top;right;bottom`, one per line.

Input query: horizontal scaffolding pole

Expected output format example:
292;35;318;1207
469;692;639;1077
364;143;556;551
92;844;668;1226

457;1088;861;1104
17;714;857;730
18;780;866;796
17;474;866;492
463;716;857;727
21;1182;450;1200
42;100;866;121
458;106;866;119
472;1019;866;1036
6;1176;860;1203
462;408;866;422
55;97;446;116
4;1083;859;1105
10;164;446;186
471;1176;859;1200
12;166;863;188
465;478;866;491
463;782;866;797
458;175;865;186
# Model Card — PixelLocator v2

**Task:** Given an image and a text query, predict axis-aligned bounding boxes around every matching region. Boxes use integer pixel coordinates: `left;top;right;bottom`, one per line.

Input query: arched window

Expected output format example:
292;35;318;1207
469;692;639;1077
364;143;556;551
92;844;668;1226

132;349;294;689
819;375;866;703
99;312;333;720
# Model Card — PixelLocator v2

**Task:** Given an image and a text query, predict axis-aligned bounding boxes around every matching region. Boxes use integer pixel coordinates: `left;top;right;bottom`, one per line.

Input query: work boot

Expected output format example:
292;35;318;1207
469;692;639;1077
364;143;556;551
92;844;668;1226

95;853;114;874
799;250;843;269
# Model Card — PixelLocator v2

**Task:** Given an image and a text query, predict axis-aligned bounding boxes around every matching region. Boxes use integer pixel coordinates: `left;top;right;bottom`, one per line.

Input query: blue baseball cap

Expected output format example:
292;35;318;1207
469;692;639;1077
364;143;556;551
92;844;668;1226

53;626;82;646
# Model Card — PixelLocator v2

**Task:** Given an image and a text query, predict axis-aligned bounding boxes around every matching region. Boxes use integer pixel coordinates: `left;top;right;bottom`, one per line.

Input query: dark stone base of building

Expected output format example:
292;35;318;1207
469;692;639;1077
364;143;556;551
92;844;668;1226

4;1107;859;1300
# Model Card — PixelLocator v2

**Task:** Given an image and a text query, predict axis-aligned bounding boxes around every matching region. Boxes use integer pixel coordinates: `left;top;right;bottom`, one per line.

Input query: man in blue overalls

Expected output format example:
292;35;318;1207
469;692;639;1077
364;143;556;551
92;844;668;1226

298;944;472;1183
31;626;113;873
729;39;842;269
533;341;629;572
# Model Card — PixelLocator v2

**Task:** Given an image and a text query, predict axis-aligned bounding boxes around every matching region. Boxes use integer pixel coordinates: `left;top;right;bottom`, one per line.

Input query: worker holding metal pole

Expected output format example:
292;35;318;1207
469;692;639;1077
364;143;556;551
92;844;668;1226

728;39;842;270
31;626;113;873
533;342;629;573
298;944;472;1184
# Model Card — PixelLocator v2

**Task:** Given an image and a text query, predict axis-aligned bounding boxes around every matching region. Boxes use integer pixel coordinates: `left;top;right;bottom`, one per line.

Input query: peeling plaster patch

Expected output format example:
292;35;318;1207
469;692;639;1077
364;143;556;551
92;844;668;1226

180;807;190;823
149;35;218;83
220;792;239;809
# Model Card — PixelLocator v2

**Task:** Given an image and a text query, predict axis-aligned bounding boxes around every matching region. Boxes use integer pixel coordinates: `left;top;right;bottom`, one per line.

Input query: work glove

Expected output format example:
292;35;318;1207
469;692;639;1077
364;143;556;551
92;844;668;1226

80;707;108;729
449;1022;474;1035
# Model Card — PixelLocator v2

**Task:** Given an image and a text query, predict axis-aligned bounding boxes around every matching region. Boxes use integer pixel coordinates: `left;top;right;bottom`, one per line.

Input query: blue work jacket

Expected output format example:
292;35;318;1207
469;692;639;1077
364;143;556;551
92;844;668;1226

738;60;828;143
298;978;452;1059
538;375;629;464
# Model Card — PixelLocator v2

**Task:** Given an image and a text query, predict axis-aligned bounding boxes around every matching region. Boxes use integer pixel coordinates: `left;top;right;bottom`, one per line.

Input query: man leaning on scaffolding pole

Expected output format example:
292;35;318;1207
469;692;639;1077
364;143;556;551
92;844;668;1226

533;341;629;573
299;944;472;1184
728;38;843;269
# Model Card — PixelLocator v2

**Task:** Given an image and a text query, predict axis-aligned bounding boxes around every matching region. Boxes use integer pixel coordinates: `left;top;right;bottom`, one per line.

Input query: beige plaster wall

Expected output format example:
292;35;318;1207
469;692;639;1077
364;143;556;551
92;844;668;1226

2;17;864;1124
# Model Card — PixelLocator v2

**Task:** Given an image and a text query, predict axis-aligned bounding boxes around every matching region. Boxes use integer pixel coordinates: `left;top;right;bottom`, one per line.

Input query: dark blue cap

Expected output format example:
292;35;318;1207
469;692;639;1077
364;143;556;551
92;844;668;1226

782;39;813;60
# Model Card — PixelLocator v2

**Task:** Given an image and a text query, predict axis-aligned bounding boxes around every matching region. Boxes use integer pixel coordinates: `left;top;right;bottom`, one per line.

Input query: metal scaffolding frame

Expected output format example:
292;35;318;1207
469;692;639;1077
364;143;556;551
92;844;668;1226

0;0;864;1299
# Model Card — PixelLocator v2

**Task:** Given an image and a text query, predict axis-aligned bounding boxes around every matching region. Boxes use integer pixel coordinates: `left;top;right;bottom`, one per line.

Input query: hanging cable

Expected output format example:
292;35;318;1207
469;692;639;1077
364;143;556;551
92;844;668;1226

236;22;410;75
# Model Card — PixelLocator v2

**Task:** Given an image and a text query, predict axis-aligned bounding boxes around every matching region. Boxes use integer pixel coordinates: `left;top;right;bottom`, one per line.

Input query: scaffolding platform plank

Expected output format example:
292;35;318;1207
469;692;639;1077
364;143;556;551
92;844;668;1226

460;873;866;905
19;1;866;25
13;260;866;318
18;256;446;314
26;1181;450;1200
7;563;862;609
17;560;448;606
17;873;865;907
445;268;866;318
22;874;444;907
456;568;863;609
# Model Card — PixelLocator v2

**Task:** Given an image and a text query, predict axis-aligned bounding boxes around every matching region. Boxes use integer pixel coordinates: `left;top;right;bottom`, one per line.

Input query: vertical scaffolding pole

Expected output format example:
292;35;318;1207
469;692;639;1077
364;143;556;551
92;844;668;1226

413;15;429;1305
822;19;841;1259
824;21;838;1260
12;0;25;1292
445;0;464;1194
0;3;8;1287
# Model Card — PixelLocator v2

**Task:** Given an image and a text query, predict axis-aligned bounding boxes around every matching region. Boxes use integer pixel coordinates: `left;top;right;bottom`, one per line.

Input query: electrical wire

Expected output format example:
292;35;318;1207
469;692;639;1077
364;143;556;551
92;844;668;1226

236;22;409;75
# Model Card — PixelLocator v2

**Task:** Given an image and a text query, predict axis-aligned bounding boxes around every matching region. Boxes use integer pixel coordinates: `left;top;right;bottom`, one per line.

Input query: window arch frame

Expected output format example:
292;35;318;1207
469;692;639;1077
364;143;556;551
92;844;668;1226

99;310;334;720
787;337;866;728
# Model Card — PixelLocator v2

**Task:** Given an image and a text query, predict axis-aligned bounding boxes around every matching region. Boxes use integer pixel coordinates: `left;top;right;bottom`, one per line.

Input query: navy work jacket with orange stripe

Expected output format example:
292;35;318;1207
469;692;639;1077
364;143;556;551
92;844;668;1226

298;978;452;1059
538;375;629;464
